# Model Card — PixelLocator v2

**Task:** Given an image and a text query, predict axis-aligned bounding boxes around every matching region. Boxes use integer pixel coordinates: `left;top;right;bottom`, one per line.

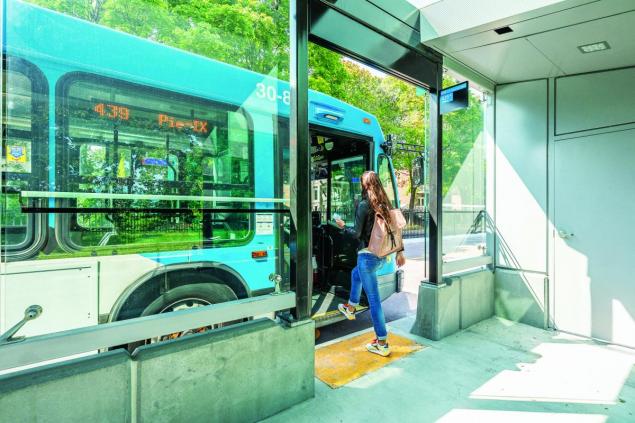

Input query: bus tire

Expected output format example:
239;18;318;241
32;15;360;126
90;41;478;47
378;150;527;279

126;283;239;353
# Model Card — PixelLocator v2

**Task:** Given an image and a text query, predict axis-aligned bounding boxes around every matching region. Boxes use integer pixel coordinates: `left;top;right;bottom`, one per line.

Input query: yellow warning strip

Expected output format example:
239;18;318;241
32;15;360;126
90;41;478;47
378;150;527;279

315;331;424;388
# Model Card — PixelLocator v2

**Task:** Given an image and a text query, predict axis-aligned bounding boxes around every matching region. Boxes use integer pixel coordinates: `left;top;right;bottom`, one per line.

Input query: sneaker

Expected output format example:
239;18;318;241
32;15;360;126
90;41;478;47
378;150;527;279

338;303;356;320
366;339;391;357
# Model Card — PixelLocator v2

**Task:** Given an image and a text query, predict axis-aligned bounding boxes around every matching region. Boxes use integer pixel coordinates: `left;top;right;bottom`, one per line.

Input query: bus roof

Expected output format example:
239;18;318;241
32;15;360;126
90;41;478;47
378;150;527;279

6;0;384;141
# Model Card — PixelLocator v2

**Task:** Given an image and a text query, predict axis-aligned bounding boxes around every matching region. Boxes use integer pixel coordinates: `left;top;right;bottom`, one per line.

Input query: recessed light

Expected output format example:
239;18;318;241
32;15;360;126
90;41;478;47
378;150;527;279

578;41;611;54
494;26;513;35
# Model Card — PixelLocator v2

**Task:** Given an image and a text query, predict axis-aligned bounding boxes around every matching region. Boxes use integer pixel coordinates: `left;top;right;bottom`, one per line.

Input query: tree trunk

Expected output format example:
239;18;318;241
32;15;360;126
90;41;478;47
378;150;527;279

89;0;105;23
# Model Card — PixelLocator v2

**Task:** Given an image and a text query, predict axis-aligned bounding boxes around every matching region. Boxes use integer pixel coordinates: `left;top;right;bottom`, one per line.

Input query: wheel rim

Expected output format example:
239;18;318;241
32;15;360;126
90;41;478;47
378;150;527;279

148;297;220;344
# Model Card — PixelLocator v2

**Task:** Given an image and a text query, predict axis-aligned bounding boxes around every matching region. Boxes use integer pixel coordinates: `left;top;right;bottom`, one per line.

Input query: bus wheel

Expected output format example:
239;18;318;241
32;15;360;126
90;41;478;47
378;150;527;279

126;283;239;352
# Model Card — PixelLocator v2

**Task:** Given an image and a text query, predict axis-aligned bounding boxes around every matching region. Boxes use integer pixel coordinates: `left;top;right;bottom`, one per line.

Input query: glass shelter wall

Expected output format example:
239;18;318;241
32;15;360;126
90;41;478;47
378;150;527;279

1;0;295;365
441;74;488;261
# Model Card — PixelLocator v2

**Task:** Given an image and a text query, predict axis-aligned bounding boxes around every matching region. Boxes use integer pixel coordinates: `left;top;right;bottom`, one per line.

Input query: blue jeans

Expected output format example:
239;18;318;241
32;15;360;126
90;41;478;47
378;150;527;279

348;252;388;341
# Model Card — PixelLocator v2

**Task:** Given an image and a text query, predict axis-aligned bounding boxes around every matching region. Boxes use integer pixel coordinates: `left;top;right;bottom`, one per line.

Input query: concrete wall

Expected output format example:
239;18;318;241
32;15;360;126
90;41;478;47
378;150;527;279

413;269;494;340
0;318;315;423
133;318;314;423
0;350;131;423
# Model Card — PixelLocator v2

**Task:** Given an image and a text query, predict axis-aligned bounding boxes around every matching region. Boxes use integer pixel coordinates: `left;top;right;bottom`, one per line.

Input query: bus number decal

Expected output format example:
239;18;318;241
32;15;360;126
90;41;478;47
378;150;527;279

256;82;290;106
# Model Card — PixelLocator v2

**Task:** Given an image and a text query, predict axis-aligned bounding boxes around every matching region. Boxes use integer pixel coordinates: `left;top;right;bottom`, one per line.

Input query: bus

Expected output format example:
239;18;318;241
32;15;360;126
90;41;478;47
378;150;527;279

1;0;402;347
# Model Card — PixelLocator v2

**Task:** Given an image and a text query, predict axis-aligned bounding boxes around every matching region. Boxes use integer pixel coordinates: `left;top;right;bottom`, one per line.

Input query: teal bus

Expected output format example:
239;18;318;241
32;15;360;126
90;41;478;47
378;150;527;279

1;0;401;345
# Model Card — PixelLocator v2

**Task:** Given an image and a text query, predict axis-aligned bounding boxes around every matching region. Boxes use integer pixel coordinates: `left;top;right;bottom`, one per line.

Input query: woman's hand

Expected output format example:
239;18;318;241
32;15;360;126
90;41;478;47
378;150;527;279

396;251;406;267
335;219;346;229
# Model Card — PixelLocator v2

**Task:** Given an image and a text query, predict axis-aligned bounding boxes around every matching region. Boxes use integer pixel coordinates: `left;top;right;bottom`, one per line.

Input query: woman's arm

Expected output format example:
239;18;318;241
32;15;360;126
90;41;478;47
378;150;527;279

396;251;406;267
336;201;369;240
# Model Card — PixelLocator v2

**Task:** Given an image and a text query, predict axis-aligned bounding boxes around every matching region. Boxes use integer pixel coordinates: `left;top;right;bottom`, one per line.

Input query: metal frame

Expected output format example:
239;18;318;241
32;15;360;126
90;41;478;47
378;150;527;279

427;62;444;284
290;0;312;320
0;293;295;371
21;191;286;203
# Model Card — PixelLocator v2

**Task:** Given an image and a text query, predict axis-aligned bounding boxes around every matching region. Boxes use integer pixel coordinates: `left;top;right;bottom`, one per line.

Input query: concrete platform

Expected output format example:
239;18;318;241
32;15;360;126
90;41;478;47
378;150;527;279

264;316;635;422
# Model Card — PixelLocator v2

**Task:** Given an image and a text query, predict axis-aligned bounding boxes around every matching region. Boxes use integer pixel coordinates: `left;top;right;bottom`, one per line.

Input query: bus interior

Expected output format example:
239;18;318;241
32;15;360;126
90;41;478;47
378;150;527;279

309;129;373;325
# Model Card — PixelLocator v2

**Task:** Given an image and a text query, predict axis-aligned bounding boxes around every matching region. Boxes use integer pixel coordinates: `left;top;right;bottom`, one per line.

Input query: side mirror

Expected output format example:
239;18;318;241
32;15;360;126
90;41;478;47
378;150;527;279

412;155;426;186
381;135;394;157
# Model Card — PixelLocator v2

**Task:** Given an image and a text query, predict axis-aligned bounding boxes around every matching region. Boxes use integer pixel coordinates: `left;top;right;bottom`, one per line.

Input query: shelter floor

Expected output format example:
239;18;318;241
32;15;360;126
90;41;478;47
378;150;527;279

264;316;635;422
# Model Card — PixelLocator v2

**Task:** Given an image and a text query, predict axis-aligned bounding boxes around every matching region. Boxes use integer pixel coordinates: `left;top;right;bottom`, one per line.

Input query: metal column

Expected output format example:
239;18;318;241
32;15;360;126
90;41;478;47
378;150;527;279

290;0;312;320
427;63;443;285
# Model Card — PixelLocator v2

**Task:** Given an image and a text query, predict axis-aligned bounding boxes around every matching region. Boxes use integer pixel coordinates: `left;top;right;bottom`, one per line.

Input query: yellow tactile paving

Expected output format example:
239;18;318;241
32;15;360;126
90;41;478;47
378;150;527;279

315;331;425;388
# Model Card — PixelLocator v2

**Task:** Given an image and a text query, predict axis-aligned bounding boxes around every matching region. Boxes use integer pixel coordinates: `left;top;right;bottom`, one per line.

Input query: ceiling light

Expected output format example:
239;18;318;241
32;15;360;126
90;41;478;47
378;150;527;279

406;0;443;7
578;41;611;54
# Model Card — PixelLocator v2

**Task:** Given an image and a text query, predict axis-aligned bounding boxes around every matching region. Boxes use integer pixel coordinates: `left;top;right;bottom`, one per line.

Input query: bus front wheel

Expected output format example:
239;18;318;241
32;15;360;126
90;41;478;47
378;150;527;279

126;283;240;352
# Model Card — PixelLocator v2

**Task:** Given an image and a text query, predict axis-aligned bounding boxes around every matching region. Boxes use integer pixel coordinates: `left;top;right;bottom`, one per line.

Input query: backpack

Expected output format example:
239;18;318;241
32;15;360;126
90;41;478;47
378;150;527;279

367;208;407;258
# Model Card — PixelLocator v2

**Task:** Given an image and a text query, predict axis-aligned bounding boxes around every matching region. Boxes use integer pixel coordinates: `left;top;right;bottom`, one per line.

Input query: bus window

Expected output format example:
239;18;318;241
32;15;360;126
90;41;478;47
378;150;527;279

1;59;48;258
330;155;366;225
58;75;254;251
378;155;397;207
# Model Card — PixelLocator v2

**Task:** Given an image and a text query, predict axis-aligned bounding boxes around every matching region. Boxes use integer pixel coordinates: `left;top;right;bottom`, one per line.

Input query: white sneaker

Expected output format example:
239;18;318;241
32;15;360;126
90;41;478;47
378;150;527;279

338;303;356;320
366;339;391;357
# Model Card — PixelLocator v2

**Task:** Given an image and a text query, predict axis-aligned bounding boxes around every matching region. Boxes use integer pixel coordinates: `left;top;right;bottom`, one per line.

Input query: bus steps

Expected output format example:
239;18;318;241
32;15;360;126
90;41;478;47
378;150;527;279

311;291;368;328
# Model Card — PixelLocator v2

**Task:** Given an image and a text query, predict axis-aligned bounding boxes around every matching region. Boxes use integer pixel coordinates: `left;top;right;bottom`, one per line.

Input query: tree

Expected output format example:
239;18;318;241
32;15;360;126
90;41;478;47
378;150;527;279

28;0;485;214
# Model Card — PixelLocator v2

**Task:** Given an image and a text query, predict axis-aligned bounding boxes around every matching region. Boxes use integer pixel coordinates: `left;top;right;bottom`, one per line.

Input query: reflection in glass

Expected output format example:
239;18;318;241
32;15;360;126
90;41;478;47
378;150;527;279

1;0;292;354
441;77;487;261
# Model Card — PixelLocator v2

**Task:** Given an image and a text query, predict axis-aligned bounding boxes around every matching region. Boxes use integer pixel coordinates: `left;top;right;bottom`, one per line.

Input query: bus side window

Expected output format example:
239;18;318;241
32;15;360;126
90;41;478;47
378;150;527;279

59;74;255;251
1;60;48;258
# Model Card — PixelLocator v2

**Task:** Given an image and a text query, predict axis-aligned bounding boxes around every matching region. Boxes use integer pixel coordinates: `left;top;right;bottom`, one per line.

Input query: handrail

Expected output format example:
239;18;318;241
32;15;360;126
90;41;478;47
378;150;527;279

0;292;295;372
20;191;287;204
443;255;492;276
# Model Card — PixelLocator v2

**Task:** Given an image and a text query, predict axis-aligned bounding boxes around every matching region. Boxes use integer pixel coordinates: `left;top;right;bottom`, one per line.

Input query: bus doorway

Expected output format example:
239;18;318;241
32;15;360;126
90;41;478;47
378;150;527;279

309;130;391;326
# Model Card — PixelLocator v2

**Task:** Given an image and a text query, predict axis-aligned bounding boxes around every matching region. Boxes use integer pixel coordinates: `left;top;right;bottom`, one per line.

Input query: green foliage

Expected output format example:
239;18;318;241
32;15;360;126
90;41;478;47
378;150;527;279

28;0;485;211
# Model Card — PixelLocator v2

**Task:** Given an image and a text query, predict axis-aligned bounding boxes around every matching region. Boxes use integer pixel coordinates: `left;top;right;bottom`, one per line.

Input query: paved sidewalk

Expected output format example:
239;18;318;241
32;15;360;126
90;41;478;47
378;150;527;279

265;317;635;422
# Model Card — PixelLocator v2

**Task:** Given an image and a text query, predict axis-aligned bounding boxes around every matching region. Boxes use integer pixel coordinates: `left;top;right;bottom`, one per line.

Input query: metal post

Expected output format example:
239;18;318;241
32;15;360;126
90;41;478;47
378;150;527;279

427;62;443;285
290;0;312;320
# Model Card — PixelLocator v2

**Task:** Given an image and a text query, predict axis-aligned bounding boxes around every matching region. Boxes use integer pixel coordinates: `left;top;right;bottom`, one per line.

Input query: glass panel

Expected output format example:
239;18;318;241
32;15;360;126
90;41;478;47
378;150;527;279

1;0;292;363
378;155;397;207
2;70;33;249
441;75;487;261
58;76;254;251
1;61;48;257
330;155;366;226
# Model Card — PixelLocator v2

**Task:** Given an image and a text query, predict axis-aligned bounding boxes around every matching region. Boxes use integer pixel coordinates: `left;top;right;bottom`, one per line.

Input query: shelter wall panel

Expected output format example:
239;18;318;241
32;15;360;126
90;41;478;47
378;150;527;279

495;269;546;329
495;80;548;273
556;67;635;135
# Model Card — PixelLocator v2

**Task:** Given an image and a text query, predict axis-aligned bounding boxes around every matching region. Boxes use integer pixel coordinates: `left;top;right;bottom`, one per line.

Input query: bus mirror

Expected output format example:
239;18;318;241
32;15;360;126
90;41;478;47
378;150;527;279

381;135;394;157
412;155;426;186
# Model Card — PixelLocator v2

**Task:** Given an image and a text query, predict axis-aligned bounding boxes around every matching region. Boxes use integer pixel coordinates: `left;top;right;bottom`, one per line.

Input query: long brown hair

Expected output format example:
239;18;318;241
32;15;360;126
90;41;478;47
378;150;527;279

361;171;393;225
